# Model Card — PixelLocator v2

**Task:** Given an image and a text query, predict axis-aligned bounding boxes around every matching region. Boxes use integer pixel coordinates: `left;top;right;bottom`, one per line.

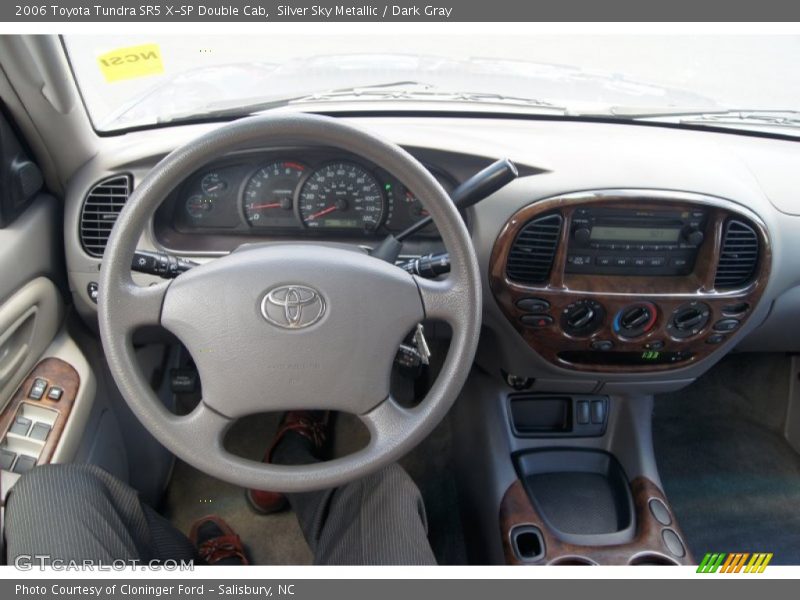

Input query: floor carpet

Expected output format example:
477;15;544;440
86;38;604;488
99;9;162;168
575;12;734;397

161;410;467;564
654;353;800;564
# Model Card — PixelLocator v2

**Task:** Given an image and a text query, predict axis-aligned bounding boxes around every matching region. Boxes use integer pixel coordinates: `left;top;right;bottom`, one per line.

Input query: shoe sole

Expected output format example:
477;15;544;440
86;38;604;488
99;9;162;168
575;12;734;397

245;489;289;515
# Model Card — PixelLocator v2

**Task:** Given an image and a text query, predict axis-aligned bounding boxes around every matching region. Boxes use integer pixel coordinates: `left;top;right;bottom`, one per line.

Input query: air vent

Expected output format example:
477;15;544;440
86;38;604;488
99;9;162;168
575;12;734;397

79;175;132;258
506;213;563;284
714;219;759;289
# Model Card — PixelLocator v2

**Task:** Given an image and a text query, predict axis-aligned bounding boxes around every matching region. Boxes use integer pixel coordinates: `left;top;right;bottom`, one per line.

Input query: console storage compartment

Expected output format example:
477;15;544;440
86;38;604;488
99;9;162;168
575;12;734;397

515;449;635;545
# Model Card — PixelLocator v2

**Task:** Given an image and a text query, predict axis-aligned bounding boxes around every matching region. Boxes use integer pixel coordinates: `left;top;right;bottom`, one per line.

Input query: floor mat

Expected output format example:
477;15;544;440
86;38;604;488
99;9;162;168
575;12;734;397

162;410;467;565
162;413;313;565
654;353;800;564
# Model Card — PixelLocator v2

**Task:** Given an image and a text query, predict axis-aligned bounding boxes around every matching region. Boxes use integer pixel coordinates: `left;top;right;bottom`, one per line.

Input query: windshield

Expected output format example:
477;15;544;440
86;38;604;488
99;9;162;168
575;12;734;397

63;34;800;135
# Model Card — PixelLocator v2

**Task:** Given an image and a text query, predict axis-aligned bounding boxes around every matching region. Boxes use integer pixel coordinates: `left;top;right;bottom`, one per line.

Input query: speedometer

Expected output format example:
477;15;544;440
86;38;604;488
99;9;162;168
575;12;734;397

297;162;385;231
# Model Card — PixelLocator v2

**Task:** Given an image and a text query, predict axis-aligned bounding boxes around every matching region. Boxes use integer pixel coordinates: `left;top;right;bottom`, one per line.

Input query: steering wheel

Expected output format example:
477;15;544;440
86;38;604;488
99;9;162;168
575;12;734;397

98;113;481;492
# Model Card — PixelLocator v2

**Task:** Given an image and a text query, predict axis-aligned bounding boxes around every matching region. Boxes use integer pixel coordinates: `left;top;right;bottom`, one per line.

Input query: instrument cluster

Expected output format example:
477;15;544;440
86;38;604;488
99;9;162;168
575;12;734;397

169;150;457;238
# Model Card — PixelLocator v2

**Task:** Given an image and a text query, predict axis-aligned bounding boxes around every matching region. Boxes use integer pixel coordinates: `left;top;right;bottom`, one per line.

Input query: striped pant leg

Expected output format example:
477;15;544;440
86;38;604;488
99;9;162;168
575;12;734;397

287;464;437;565
4;464;194;565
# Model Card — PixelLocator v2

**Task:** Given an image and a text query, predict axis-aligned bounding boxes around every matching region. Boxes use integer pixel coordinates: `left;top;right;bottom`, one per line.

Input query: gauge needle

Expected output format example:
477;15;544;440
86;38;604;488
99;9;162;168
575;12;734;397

308;205;338;220
249;202;283;209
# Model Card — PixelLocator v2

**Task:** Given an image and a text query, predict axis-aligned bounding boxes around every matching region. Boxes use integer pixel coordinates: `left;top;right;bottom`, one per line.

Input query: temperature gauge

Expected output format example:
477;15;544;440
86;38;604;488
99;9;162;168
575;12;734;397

201;173;228;197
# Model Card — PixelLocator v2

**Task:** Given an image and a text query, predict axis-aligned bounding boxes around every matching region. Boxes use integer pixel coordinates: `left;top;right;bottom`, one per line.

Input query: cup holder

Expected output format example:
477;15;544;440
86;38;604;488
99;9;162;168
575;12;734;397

628;552;680;566
549;555;598;566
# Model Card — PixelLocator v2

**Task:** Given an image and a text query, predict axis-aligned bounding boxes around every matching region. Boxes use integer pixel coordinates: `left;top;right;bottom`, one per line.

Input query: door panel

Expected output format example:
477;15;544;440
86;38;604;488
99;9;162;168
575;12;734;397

0;277;62;405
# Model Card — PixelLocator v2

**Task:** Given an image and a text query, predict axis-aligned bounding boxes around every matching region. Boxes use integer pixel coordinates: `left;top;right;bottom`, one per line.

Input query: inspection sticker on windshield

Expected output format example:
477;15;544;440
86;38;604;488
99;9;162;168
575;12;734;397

97;44;164;83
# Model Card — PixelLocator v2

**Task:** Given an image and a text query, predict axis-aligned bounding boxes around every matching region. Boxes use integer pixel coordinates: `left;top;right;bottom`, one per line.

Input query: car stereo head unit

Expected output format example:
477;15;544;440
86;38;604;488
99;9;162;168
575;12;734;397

566;206;707;276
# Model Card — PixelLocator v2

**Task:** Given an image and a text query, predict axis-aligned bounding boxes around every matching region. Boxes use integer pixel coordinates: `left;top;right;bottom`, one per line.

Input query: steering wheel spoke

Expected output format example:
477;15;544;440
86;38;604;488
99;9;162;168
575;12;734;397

107;279;170;333
414;275;465;326
171;401;233;457
359;394;413;447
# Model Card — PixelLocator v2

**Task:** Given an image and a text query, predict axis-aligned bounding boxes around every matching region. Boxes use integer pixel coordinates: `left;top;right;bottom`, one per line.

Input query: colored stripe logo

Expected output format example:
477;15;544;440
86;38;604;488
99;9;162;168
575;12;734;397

697;552;773;573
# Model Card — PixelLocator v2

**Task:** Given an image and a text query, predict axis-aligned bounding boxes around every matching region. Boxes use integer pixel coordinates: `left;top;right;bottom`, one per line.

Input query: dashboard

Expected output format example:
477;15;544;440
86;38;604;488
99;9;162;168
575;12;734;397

63;114;800;394
152;147;462;253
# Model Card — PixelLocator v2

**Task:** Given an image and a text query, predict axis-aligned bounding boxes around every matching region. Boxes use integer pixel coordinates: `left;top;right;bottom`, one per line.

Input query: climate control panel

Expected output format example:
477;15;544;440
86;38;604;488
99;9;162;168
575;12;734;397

512;294;754;369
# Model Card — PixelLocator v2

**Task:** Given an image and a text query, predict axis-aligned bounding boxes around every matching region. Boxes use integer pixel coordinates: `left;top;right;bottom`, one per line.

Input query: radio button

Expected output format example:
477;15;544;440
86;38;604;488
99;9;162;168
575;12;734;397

713;319;740;332
670;257;689;267
632;257;648;267
590;340;614;351
613;257;629;267
516;298;551;312
597;256;613;266
521;314;554;328
567;255;592;266
647;257;667;267
573;227;591;244
644;340;665;350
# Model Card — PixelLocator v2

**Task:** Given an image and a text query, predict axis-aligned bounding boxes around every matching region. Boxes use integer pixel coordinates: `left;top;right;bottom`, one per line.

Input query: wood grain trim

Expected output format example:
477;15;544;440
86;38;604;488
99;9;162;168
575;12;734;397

488;191;772;373
0;357;80;466
500;477;693;565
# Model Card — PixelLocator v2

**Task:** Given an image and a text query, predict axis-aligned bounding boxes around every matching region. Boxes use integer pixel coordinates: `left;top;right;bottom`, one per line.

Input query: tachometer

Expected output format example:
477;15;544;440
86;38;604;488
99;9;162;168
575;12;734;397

297;162;385;231
242;161;306;228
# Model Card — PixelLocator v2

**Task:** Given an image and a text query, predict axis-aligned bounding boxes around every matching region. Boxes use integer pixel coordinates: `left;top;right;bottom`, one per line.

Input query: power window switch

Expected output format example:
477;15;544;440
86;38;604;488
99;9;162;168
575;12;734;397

47;386;63;401
29;422;51;442
29;378;47;400
10;416;32;436
0;448;16;471
576;400;590;425
12;455;37;475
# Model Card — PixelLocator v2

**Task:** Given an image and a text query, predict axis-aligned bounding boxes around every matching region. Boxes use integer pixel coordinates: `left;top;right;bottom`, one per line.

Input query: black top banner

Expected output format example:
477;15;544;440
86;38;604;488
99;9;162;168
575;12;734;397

4;0;800;22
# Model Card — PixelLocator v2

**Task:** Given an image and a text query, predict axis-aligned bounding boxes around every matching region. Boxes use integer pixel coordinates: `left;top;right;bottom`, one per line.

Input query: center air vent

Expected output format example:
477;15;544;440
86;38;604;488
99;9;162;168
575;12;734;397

714;219;759;289
79;174;132;258
506;213;563;285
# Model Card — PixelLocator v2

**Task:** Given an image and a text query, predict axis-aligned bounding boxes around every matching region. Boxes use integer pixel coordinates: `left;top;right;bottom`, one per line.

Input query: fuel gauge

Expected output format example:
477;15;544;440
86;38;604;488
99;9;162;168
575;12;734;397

185;194;215;219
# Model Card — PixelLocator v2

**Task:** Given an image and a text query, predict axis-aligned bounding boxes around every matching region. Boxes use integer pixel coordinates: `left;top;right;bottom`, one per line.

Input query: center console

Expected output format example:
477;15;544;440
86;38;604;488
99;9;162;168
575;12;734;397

489;190;770;372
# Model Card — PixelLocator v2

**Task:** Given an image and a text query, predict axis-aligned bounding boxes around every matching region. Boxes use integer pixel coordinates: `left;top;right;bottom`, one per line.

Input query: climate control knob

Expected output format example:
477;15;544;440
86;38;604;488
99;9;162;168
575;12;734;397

560;299;606;337
667;301;711;339
614;302;658;338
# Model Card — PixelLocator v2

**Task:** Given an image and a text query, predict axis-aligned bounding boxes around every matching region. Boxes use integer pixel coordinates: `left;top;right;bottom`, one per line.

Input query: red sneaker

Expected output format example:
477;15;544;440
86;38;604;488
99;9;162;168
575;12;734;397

245;411;330;514
189;515;249;565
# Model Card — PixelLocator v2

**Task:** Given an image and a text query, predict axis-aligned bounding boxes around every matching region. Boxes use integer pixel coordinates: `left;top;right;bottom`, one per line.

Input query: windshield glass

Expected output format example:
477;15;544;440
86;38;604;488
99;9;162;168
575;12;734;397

63;34;800;135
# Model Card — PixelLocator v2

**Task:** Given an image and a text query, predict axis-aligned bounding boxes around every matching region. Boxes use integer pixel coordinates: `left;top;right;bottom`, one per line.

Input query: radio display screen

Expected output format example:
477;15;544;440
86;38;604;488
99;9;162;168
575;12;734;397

590;226;681;242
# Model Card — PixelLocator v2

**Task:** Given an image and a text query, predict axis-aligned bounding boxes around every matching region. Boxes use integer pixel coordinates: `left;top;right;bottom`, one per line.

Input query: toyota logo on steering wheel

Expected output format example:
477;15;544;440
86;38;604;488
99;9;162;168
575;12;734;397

260;285;326;329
